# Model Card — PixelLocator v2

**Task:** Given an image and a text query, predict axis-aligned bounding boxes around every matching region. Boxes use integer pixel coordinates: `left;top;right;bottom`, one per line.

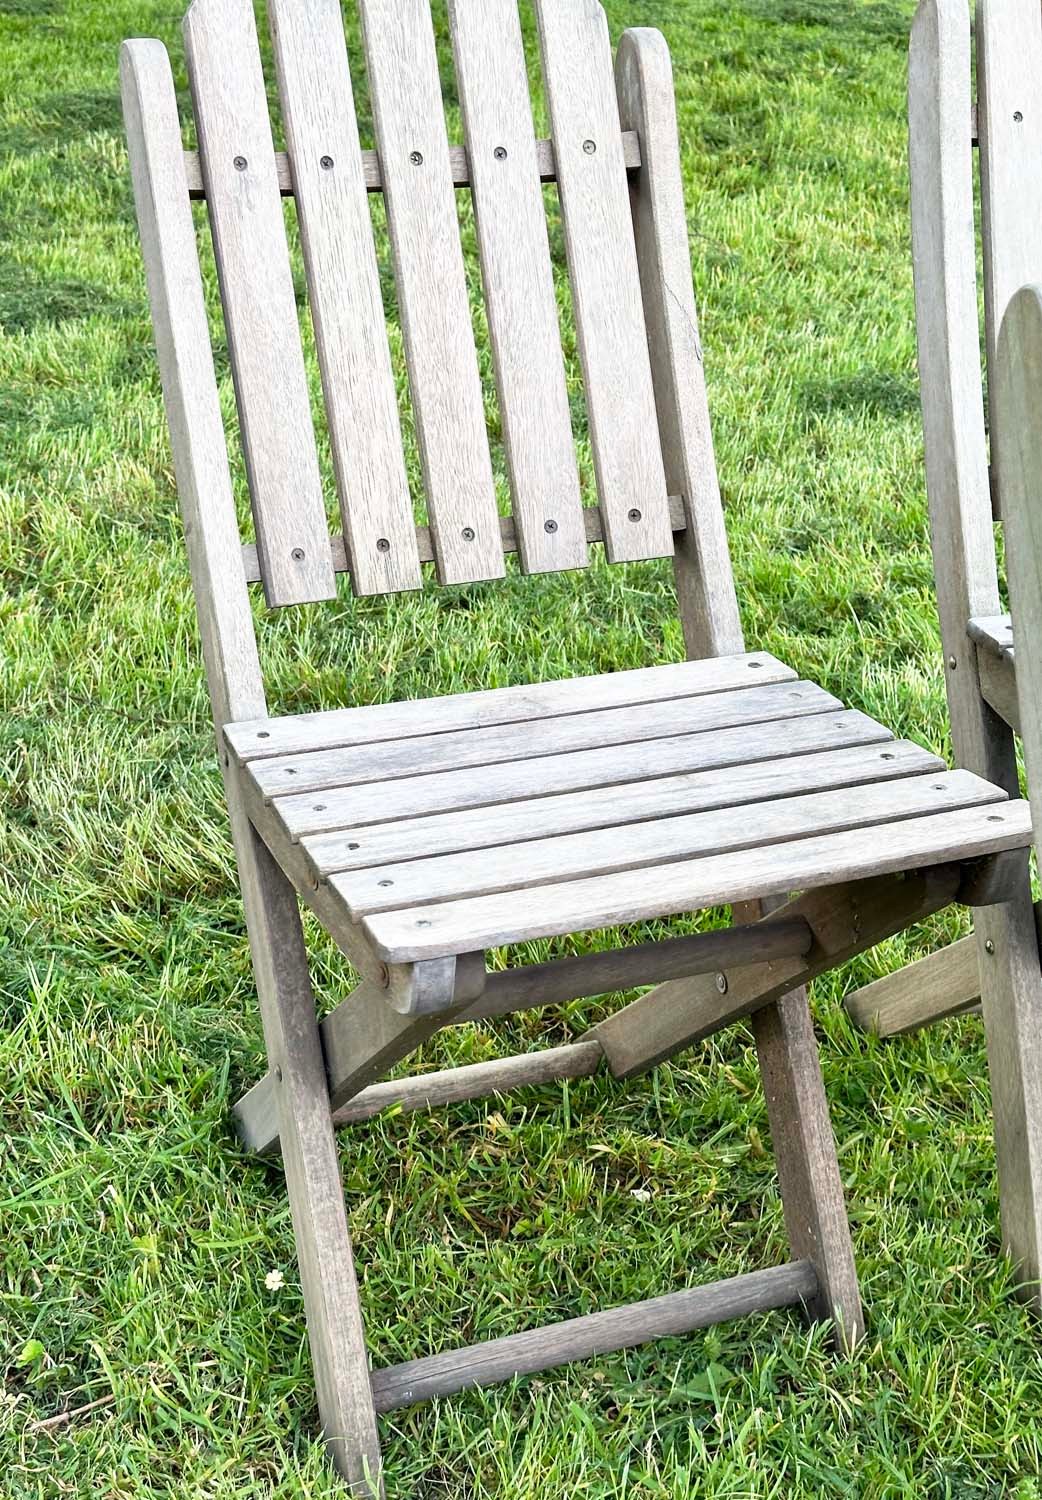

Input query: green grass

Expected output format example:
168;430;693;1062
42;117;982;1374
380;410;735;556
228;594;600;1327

3;0;1042;1494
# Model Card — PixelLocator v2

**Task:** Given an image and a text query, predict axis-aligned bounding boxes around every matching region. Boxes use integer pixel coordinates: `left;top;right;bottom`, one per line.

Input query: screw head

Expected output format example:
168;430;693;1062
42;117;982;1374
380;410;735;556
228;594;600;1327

291;546;306;562
321;154;334;170
234;154;248;171
376;537;391;553
494;145;508;161
461;526;476;541
1015;111;1024;123
257;731;270;739
715;972;728;994
948;655;957;670
628;508;642;523
985;939;996;955
378;879;394;888
583;138;597;154
544;518;558;534
274;1064;283;1083
410;149;424;165
416;919;432;928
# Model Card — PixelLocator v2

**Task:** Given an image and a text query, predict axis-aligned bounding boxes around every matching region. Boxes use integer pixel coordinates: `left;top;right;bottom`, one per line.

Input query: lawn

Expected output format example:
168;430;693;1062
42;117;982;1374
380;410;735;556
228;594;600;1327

3;0;1042;1494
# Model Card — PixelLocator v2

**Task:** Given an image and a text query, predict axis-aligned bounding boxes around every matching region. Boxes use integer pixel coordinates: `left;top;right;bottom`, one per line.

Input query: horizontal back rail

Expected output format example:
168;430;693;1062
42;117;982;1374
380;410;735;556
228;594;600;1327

183;131;643;198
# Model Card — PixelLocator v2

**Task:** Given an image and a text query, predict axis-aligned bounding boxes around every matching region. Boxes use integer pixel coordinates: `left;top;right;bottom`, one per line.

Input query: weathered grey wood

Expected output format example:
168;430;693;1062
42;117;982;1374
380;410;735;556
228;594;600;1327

976;0;1042;508
969;614;1019;732
911;0;1042;1302
969;614;1015;656
272;710;896;841
240;492;688;584
227;651;792;763
534;0;673;562
383;950;485;1018
248;681;842;800
305;738;943;879
751;977;862;1349
593;864;965;1079
182;0;335;609
448;0;586;574
240;1039;607;1150
183;130;645;198
122;40;381;1490
332;771;1003;920
370;1261;818;1412
267;0;421;597
358;0;503;585
363;802;1031;963
616;28;743;657
462;920;814;1022
845;933;981;1035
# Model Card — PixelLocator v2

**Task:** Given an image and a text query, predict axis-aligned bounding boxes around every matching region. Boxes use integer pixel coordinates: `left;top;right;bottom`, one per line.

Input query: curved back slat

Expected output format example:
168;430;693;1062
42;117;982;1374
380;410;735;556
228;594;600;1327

268;0;422;596
183;0;336;607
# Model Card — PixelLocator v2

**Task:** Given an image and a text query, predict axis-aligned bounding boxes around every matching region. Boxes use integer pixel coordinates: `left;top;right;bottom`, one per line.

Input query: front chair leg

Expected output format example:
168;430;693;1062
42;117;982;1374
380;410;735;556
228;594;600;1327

237;821;383;1495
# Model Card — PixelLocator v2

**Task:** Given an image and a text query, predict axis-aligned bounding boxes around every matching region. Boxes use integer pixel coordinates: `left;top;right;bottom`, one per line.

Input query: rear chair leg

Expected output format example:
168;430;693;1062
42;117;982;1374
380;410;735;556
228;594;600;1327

238;824;382;1495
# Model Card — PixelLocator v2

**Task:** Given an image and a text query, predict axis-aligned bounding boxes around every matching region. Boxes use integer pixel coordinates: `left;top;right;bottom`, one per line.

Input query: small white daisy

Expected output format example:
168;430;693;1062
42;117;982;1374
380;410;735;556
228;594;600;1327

630;1187;652;1203
265;1269;285;1291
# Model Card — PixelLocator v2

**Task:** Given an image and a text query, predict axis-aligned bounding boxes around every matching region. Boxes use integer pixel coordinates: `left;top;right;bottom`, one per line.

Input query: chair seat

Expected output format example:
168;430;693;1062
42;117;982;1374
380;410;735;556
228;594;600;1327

226;651;1030;964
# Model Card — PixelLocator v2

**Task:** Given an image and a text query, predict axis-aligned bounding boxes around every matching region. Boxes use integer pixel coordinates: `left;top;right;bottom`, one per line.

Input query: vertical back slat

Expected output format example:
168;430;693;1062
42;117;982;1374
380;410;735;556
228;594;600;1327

358;0;505;585
534;0;674;564
267;0;422;597
976;0;1042;512
183;0;335;608
448;0;587;574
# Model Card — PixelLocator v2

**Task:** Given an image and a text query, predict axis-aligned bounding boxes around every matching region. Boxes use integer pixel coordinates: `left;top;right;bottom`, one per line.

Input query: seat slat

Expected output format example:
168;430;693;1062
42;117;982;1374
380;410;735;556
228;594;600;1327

333;771;1001;918
361;801;1032;962
248;680;841;799
448;0;586;573
182;130;645;199
267;708;892;841
303;739;943;877
183;0;335;607
358;0;504;584
534;0;673;563
226;651;791;762
268;0;421;596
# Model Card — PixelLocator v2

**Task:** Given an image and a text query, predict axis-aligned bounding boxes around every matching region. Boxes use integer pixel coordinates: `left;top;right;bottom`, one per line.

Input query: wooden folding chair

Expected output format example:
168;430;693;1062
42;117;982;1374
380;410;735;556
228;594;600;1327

843;0;1042;1307
121;0;1032;1489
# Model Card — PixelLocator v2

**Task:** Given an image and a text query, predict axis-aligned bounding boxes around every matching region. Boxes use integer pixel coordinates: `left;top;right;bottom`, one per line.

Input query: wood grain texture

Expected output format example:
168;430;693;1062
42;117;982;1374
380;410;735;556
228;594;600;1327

370;1261;817;1412
182;0;335;608
616;28;743;656
448;0;586;573
358;0;503;584
248;680;841;800
911;0;1042;1300
362;801;1031;962
304;738;943;879
183;130;645;197
226;651;790;762
970;613;1019;731
268;0;421;596
845;933;981;1035
270;709;894;841
534;0;673;562
330;772;1003;920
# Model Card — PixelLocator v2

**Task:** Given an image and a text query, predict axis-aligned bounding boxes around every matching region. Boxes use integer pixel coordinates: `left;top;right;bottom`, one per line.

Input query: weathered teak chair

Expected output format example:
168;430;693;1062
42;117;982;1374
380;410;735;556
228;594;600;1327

844;0;1042;1307
121;0;1032;1488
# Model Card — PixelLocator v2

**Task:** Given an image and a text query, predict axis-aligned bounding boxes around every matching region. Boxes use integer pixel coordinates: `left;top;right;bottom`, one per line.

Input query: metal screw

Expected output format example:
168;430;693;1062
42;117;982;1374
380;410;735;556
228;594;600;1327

1015;111;1024;123
544;518;558;534
881;752;895;761
494;146;508;160
417;919;432;928
376;537;391;553
348;842;360;850
583;139;597;154
987;814;1004;823
321;154;334;170
291;546;306;561
715;973;728;994
314;804;326;812
748;660;763;669
378;879;394;888
234;155;248;171
379;964;390;988
257;731;270;739
985;939;996;955
410;149;424;165
628;508;642;522
948;654;957;670
461;526;475;541
274;1065;283;1083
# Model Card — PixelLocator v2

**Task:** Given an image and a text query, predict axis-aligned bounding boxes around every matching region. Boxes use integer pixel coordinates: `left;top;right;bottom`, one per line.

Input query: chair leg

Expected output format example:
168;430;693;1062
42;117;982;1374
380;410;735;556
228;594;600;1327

237;822;382;1495
753;988;862;1351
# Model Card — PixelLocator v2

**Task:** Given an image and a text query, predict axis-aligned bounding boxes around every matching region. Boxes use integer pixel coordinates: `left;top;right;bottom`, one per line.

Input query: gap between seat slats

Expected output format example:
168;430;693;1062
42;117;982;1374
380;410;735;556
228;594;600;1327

240;494;689;585
182;132;643;198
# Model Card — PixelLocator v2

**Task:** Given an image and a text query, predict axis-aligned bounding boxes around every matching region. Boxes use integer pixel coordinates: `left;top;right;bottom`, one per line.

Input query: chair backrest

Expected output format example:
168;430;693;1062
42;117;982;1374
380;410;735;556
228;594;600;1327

174;0;717;609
